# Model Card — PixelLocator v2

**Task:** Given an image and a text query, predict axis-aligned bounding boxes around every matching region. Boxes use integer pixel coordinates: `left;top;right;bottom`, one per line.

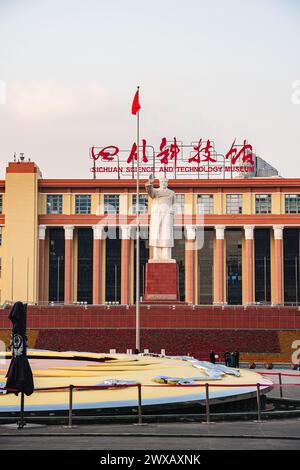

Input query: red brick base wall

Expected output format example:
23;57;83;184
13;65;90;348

0;305;300;329
32;328;280;359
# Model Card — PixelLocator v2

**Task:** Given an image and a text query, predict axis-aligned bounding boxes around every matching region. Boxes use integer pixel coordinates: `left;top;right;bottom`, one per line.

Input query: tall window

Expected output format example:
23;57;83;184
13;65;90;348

49;228;65;302
47;194;63;214
284;228;300;304
197;195;213;214
226;229;242;305
75;195;91;214
285;194;300;214
173;230;185;301
175;194;185;215
198;229;214;304
255;228;271;303
77;228;93;304
134;233;149;301
0;195;3;214
255;194;271;214
106;228;121;302
132;194;148;214
226;194;242;214
104;194;120;214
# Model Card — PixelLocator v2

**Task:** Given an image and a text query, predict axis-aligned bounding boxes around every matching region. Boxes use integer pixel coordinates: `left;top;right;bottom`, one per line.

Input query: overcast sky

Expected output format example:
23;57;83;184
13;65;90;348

0;0;299;179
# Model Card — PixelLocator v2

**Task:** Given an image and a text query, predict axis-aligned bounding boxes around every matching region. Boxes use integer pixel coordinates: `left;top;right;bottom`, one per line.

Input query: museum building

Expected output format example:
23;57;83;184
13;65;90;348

0;159;300;308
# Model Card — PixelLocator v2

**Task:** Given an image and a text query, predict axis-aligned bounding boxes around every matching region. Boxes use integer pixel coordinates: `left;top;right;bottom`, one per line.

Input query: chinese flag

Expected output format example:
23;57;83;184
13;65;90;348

131;89;141;115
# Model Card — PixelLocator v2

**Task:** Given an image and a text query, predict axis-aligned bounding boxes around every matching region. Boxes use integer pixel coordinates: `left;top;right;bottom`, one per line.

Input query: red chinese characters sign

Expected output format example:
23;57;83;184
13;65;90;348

90;138;255;179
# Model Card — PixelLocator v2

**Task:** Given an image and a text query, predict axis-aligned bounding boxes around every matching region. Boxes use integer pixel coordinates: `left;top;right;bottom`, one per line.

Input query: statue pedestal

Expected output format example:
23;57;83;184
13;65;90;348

144;261;179;302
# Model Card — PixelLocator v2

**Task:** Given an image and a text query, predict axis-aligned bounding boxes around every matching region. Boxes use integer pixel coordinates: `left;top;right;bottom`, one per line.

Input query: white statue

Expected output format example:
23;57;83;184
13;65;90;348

145;175;176;261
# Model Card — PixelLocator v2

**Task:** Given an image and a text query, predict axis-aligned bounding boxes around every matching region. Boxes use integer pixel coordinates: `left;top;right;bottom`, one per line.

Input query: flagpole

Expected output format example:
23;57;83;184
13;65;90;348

136;86;140;352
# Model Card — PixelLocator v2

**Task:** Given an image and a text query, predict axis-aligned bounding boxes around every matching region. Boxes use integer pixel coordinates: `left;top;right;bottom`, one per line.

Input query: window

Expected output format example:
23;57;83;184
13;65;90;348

226;229;242;305
104;194;119;214
198;229;214;304
0;195;2;214
226;194;242;214
255;194;272;214
255;228;271;303
0;227;2;246
75;194;91;214
175;194;185;214
46;194;63;214
132;194;148;214
285;194;300;214
197;195;213;214
0;258;2;278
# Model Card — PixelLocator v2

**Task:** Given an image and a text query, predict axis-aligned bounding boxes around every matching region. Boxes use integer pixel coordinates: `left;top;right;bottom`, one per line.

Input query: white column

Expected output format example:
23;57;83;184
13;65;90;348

185;225;196;304
92;225;106;304
64;225;74;303
244;225;254;305
38;225;46;240
215;225;225;240
38;225;47;302
93;224;106;240
121;225;133;304
64;225;74;240
273;225;284;305
214;225;225;304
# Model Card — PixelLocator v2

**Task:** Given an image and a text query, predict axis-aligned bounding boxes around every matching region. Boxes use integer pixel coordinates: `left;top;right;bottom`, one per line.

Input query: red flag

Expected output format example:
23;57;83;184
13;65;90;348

131;89;141;115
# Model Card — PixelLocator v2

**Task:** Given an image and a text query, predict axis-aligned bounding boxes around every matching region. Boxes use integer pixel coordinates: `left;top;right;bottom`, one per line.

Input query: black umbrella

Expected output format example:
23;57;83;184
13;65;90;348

5;301;34;428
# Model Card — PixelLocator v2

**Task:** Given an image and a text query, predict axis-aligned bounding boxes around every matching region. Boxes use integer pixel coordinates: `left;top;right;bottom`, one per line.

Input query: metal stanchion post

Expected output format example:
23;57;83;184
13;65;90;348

17;392;25;429
138;384;142;425
134;383;145;426
205;383;210;424
278;373;283;399
65;384;74;428
256;383;262;422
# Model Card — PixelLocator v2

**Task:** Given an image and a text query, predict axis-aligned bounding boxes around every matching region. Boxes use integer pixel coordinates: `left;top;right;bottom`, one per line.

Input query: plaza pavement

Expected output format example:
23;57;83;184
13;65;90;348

0;420;300;450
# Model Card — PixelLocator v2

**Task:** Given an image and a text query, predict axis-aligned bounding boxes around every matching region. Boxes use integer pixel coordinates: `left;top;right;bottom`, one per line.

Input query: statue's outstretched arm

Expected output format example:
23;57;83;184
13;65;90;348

145;174;156;199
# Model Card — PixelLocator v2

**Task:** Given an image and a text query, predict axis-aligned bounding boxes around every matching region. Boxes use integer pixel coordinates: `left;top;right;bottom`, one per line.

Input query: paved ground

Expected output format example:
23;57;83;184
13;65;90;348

0;420;300;450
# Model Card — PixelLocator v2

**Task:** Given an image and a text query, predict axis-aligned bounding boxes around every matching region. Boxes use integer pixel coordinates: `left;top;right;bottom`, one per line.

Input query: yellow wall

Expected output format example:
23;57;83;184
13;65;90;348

213;192;222;214
243;193;252;214
63;193;72;215
272;192;281;214
2;168;39;302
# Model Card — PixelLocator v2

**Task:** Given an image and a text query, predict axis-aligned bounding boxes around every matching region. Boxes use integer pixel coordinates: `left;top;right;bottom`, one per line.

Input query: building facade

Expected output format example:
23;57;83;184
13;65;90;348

0;160;300;306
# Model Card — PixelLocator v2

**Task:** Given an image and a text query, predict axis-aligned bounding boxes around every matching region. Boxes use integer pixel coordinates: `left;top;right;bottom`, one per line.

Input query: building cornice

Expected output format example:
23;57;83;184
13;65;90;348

37;177;300;191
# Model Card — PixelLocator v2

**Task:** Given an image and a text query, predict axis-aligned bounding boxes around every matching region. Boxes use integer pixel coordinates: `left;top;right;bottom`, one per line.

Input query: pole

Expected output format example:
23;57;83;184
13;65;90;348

279;372;283;399
26;257;29;303
137;383;142;425
11;257;14;301
18;392;25;429
68;384;74;428
205;383;210;424
57;256;60;302
256;383;262;422
295;256;298;306
264;256;267;303
114;264;117;302
135;86;140;352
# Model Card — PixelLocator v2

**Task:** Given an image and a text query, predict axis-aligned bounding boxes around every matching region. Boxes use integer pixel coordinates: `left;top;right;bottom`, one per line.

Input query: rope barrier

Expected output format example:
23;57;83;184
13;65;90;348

261;372;300;377
2;382;300;392
1;371;300;396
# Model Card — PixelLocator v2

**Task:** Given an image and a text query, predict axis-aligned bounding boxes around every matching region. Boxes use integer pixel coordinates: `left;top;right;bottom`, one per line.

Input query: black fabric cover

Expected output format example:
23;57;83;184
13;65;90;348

5;302;34;396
